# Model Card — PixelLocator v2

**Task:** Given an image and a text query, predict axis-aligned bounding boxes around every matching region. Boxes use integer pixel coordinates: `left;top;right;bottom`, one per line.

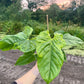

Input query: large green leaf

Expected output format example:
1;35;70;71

15;51;37;65
36;31;51;57
23;26;33;38
62;49;67;62
0;26;35;52
63;33;83;46
36;31;65;83
0;40;14;51
16;39;36;52
15;32;26;39
36;31;51;42
54;33;66;48
54;30;65;35
0;35;21;51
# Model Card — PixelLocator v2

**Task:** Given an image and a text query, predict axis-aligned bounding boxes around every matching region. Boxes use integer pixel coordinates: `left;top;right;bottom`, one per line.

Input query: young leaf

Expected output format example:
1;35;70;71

15;51;37;65
63;33;83;46
36;31;65;83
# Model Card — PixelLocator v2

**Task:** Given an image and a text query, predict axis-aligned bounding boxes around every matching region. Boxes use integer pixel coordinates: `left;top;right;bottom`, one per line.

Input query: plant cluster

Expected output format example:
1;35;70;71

0;26;83;84
0;21;23;35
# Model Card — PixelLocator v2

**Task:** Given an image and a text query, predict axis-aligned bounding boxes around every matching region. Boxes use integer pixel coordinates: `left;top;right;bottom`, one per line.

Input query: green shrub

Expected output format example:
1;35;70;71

26;20;46;35
63;26;84;41
10;21;23;34
0;21;23;35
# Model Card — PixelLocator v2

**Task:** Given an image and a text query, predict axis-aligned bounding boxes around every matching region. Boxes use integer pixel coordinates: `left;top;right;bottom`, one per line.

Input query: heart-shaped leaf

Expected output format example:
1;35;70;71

36;31;65;83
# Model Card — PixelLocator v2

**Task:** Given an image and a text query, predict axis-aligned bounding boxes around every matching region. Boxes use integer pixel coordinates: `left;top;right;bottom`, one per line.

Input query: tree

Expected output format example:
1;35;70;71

15;10;32;22
31;9;46;22
4;0;21;20
78;5;84;25
45;4;62;22
0;0;17;7
28;2;37;10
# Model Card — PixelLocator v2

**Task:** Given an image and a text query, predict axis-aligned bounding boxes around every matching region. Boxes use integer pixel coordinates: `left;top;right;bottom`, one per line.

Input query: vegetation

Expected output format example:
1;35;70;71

0;1;84;25
0;26;83;84
28;2;37;10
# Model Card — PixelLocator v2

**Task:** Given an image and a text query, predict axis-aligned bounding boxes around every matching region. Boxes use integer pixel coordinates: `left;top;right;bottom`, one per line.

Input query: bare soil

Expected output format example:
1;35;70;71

0;50;84;84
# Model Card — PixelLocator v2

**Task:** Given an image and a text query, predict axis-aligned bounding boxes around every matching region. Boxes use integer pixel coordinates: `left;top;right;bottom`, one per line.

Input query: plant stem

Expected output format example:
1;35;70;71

46;15;49;31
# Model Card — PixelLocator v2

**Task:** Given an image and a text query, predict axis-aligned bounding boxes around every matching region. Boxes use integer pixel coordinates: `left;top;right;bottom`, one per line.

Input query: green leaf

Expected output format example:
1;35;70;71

36;31;51;57
15;51;37;65
0;40;14;51
63;33;83;46
54;30;65;35
16;39;36;52
0;26;35;52
31;37;36;47
0;35;21;51
54;33;66;48
36;31;65;83
62;49;67;62
15;32;26;39
36;31;51;42
23;26;33;38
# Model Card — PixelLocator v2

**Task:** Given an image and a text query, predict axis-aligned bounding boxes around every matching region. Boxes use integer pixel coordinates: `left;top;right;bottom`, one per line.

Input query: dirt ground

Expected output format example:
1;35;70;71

0;50;84;84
